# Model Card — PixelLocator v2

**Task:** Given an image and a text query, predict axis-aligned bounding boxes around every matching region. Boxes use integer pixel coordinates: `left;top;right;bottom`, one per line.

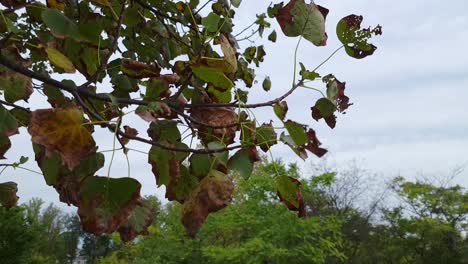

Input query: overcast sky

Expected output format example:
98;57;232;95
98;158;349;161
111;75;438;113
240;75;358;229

2;0;468;208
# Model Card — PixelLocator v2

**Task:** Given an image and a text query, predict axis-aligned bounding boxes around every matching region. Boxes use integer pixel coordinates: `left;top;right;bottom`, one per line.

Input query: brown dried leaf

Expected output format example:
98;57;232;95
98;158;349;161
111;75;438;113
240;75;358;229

121;125;138;145
181;170;234;237
190;107;238;145
121;59;161;79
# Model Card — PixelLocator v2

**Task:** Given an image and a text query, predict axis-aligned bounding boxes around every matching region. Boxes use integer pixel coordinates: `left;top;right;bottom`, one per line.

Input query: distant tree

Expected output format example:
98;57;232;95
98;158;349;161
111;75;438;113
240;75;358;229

0;206;40;264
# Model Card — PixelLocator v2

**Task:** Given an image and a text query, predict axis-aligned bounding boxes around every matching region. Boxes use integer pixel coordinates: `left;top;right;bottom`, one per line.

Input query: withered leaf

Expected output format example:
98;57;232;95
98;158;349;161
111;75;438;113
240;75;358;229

337;15;382;59
28;108;97;169
121;59;161;79
181;170;234;237
276;176;306;217
0;181;19;208
78;176;142;235
276;0;328;46
190;107;238;145
117;198;156;242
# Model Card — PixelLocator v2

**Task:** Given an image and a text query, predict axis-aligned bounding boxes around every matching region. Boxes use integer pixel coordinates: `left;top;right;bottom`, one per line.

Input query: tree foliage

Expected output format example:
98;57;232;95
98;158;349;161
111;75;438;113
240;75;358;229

0;0;381;238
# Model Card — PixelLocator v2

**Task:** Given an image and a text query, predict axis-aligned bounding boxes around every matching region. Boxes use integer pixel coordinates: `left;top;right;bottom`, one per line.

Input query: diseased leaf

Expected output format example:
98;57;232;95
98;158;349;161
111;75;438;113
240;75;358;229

45;47;76;73
273;101;288;121
256;123;277;152
117;198;156;242
276;0;328;46
0;46;33;103
324;75;352;112
276;176;306;217
337;15;382;59
284;120;308;146
311;98;337;129
0;104;19;137
181;170;234;237
190;107;238;145
0;135;11;159
78;176;142;235
46;0;66;10
121;59;161;79
28;108;97;169
0;181;18;208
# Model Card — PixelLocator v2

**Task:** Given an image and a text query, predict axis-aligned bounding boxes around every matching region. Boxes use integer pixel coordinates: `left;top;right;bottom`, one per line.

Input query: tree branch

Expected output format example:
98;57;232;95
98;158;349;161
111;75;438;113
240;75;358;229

0;99;31;113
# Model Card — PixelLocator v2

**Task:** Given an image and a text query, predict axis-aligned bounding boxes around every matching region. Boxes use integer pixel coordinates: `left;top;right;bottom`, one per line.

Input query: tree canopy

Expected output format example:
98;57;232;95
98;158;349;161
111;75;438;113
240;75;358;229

0;0;381;239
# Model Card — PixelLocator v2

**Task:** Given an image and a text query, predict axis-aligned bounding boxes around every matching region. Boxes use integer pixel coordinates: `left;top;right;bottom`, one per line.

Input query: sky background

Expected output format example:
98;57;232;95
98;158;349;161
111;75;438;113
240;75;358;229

2;0;468;209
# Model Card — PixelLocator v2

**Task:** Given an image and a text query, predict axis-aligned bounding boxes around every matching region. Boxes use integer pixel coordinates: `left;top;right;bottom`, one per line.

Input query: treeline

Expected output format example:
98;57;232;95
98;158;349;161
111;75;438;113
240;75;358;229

1;160;468;264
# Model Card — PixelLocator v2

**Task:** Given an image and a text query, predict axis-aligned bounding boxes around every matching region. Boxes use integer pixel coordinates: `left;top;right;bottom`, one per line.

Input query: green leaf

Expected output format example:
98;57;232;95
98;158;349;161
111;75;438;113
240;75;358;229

273;101;288;121
276;176;299;208
148;146;175;187
45;48;76;73
41;8;84;41
276;0;328;46
191;65;233;91
228;150;253;179
9;108;30;127
230;0;242;8
0;181;18;208
256;123;277;152
0;104;18;137
336;15;382;59
0;73;33;103
189;154;212;179
284;120;308;146
202;13;221;33
208;141;228;166
268;30;277;42
262;76;271;91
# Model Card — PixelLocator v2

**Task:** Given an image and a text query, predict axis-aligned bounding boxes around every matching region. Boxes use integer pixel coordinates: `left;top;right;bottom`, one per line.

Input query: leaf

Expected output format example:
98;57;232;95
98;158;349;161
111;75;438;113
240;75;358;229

230;0;242;8
324;75;352;112
46;0;65;10
136;102;173;122
121;59;161;79
117;198;156;242
148;145;179;188
77;176;142;235
41;8;83;40
0;46;33;103
0;135;11;159
262;76;271;91
0;104;19;137
181;170;234;237
268;30;277;42
189;154;213;179
256;123;277;152
219;35;237;73
191;65;233;91
304;128;327;158
228;150;253;179
276;0;328;46
284;120;308;146
0;181;18;208
276;176;306;217
45;48;76;73
28;108;97;169
336;15;382;59
273;101;288;121
299;62;320;80
121;126;138;145
202;13;221;33
190;107;238;145
311;98;337;129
